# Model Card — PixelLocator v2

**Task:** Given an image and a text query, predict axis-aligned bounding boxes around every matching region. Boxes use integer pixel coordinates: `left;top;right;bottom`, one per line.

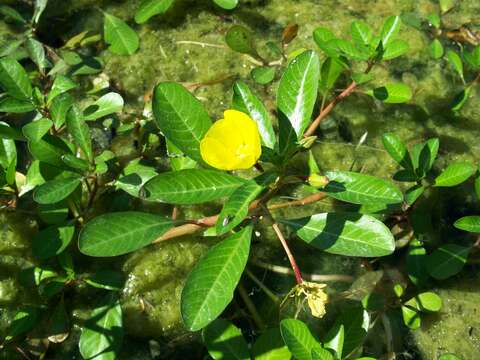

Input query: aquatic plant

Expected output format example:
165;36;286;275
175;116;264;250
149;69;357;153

0;1;478;359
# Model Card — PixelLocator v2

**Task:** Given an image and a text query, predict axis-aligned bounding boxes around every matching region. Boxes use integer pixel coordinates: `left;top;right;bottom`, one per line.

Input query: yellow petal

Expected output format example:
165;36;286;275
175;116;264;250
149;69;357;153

200;136;238;170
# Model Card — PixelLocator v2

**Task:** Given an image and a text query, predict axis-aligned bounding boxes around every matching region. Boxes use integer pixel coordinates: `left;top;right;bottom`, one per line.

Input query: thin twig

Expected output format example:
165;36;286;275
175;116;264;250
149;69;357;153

244;268;280;304
237;283;265;330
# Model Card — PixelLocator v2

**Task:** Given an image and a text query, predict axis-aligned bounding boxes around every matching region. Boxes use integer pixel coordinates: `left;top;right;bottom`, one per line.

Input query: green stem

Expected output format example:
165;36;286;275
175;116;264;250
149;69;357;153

245;268;280;304
237;282;265;331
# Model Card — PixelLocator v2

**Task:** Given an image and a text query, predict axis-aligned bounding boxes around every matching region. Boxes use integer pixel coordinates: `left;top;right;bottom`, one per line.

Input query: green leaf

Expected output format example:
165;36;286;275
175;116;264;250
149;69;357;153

401;305;420;330
280;213;395;257
277;50;320;139
451;86;471;111
47;75;77;104
29;134;72;168
0;5;27;23
143;169;245;204
253;327;291;360
333;39;370;61
50;92;74;129
319;57;344;92
251;66;276;85
324;171;403;205
454;215;480;233
0;97;35;113
382;132;412;169
429;39;444;59
382;39;409;60
152;82;211;162
323;324;344;359
464;46;480;69
405;292;442;312
232;81;276;149
33;176;82;204
0;122;24;141
5;307;40;341
225;25;256;56
213;0;238;10
32;223;75;259
439;0;456;14
280;319;319;360
85;270;124;291
434;161;475;187
350;21;373;47
367;83;412;103
446;50;464;82
380;16;402;47
216;180;263;235
83;92;124;121
135;0;174;24
426;244;470;280
406;239;429;286
104;13;139;55
0;57;33;101
330;306;369;356
62;154;90;172
313;28;338;57
311;347;334;360
66;105;93;162
439;354;461;360
181;226;252;331
0;123;17;169
405;185;425;205
116;159;158;197
26;38;50;73
79;293;123;360
202;319;250;360
22;118;53;142
79;211;173;257
32;0;48;24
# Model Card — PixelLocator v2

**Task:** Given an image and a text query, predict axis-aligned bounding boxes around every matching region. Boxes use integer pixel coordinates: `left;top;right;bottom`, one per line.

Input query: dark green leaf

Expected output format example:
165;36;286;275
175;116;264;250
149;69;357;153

451;86;471;111
405;185;425;205
232;81;276;149
382;132;412;169
66;105;93;162
26;38;50;73
143;169;246;204
454;216;480;233
181;226;252;331
251;66;276;85
0;123;17;169
0;5;27;23
32;223;75;259
225;25;256;55
319;57;344;92
152;82;211;162
135;0;174;24
47;75;77;104
22;118;53;142
0;122;25;140
0;97;35;113
104;13;139;55
29;134;72;168
434;161;475;187
426;244;470;280
47;301;70;343
202;319;250;360
280;319;319;360
281;212;395;257
79;211;173;257
62;154;90;172
32;0;48;24
85;270;124;291
253;327;291;360
330;306;369;356
5;307;40;341
0;57;33;101
33;176;82;204
406;238;429;286
324;171;403;205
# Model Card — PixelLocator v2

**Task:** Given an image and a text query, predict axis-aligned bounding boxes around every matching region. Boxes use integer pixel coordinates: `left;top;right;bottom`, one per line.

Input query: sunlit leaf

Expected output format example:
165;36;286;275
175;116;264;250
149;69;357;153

104;13;139;55
213;0;238;10
454;216;480;233
380;16;401;47
429;39;444;59
83;92;124;121
434;161;475;187
47;75;77;104
367;83;412;103
0;97;35;113
203;319;250;360
33;176;82;204
382;39;409;60
0;57;33;101
446;50;464;83
135;0;174;24
66;105;93;162
32;223;75;259
280;319;319;360
253;327;292;360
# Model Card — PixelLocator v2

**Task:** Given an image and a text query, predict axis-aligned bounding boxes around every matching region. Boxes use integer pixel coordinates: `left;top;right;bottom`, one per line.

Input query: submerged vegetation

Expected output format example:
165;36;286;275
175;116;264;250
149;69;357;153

0;0;480;359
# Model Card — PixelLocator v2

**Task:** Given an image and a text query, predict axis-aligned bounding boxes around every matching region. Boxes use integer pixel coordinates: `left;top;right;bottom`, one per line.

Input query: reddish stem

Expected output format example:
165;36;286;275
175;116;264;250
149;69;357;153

272;222;303;284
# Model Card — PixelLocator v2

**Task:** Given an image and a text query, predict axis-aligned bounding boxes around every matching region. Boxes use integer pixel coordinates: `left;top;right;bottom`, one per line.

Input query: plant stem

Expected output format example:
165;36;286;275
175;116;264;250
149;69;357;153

244;268;280;304
237;283;265;330
271;222;303;284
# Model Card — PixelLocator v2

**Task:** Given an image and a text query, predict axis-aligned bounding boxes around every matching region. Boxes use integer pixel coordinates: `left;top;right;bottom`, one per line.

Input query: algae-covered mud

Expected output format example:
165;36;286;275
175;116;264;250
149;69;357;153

1;0;480;359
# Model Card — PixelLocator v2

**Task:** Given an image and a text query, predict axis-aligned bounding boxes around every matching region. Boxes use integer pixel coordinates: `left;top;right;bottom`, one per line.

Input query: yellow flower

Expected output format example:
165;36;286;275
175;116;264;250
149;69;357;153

200;109;261;170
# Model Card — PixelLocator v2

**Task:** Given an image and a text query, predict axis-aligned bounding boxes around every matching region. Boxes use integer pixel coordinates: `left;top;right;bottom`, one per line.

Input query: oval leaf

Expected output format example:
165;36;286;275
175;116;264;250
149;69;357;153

32;223;75;260
152;82;212;162
135;0;174;24
0;57;33;101
434;161;475;187
253;327;291;360
426;244;470;280
280;319;319;360
368;83;412;103
202;319;250;360
143;169;246;204
66;105;93;162
181;226;252;331
281;213;395;257
79;211;173;257
83;92;124;121
213;0;238;10
33;177;82;205
104;13;139;55
454;216;480;233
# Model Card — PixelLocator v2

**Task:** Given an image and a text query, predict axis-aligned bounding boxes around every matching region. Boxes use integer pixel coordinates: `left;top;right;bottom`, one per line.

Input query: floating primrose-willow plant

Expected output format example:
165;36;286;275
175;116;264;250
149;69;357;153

0;5;476;359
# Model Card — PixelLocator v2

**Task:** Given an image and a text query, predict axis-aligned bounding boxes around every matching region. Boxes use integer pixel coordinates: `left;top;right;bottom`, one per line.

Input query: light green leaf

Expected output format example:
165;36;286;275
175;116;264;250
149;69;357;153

216;180;263;235
50;92;74;129
426;244;470;280
79;211;173;257
181;226;252;331
454;216;480;233
451;86;471;111
213;0;238;10
32;0;48;24
32;223;75;259
278;50;320;143
281;212;395;257
232;81;276;149
251;66;276;85
280;319;319;360
26;38;50;73
429;39;444;59
434;161;475;187
323;324;344;359
152;82;211;162
143;169;245;204
380;16;402;47
29;134;71;168
79;293;123;360
439;0;456;14
382;132;412;170
402;305;420;330
253;327;292;360
83;92;124;121
0;97;35;113
333;39;370;61
0;122;17;169
313;28;338;57
0;57;33;101
33;177;82;204
62;154;90;172
350;21;373;47
0;122;25;140
0;5;27;23
66;105;93;162
324;171;403;205
382;39;409;60
47;75;77;104
116;160;158;197
104;13;139;55
330;306;369;356
22;118;53;142
439;354;461;360
446;50;464;82
135;0;174;24
319;57;344;92
367;83;412;103
311;347;334;360
405;292;442;312
202;319;250;360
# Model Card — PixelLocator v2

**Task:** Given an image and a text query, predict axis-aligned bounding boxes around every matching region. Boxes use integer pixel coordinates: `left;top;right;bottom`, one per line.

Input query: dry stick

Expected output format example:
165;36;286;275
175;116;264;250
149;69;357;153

153;192;326;243
303;81;357;138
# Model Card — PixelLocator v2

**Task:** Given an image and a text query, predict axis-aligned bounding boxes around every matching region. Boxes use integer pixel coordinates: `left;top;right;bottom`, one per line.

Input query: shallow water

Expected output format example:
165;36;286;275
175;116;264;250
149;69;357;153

1;0;480;359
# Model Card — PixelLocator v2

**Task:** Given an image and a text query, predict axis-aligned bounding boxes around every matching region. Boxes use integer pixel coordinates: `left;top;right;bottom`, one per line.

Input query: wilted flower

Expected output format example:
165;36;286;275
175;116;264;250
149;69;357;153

200;110;261;170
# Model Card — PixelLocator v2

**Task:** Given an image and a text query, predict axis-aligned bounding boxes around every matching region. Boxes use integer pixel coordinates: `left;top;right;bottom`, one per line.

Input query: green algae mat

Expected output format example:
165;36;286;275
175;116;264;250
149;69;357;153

0;0;480;359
